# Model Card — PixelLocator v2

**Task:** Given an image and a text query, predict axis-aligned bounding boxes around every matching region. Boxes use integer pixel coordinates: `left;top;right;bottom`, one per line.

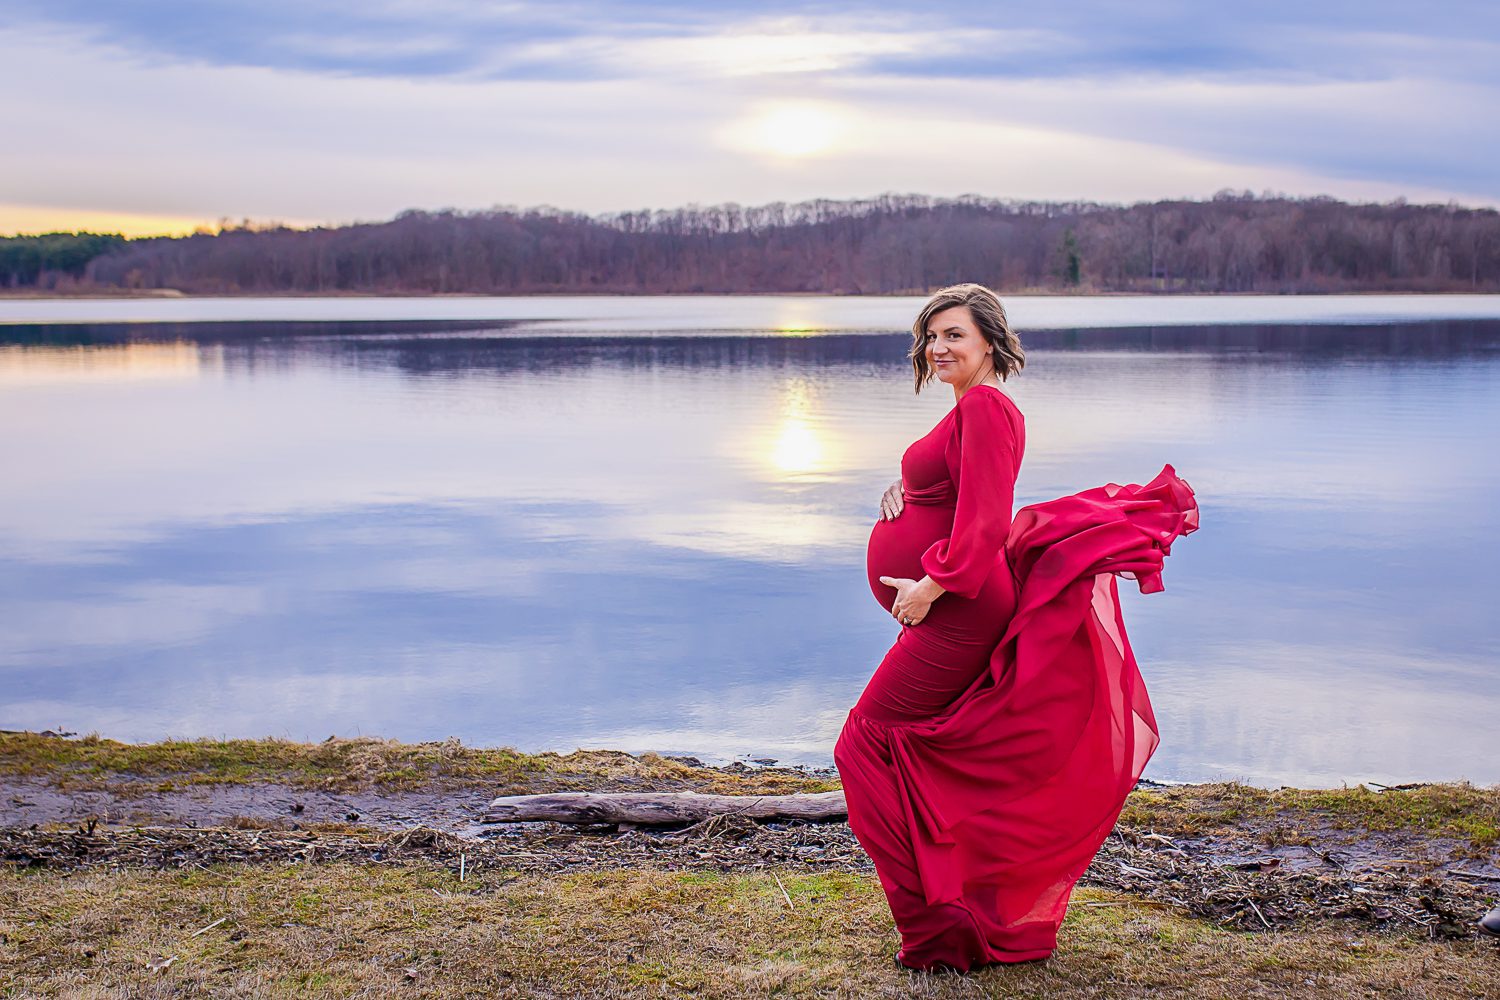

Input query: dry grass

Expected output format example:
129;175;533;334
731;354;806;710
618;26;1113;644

3;863;1497;999
5;735;1499;996
1121;782;1500;849
0;733;839;796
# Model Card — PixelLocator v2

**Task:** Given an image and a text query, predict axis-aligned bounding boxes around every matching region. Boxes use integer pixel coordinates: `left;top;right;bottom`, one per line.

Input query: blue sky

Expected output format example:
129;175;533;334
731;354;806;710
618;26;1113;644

2;1;1496;235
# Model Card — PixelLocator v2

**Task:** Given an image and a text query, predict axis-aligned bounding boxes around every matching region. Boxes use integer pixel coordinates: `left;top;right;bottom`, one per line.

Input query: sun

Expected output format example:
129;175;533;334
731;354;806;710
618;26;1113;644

724;102;850;159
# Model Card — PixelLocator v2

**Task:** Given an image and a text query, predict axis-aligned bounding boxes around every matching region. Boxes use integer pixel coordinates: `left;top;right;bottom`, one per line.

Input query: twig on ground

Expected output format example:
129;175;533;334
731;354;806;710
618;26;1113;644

773;873;794;911
190;917;226;938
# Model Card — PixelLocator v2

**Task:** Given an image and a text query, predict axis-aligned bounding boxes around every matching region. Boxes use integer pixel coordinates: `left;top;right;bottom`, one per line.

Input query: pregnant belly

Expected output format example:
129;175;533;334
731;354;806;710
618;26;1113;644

865;504;955;613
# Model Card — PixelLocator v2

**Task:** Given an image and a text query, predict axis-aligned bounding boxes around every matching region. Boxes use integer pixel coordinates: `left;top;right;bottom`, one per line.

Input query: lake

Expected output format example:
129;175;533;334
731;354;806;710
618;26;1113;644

3;294;1499;788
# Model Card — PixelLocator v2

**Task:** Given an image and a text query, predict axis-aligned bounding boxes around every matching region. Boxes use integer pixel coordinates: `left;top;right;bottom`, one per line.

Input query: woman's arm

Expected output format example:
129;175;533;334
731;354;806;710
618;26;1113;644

917;390;1020;599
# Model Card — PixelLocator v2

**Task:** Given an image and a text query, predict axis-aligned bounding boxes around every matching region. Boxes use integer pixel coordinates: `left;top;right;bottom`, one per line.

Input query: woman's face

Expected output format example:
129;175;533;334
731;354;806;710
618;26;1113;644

924;305;993;387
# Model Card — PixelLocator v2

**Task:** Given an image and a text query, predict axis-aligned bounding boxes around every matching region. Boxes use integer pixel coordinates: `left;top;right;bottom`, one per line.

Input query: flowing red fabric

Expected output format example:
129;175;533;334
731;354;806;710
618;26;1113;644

835;385;1199;971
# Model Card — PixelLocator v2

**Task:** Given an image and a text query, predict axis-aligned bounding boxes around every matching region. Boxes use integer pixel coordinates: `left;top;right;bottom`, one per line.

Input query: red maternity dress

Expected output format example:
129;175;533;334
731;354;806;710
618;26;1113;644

834;383;1198;971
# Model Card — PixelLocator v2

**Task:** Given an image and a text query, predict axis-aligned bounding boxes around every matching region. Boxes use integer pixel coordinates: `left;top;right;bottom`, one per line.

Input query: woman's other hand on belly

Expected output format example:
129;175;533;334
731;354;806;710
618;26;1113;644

878;574;945;627
878;479;904;521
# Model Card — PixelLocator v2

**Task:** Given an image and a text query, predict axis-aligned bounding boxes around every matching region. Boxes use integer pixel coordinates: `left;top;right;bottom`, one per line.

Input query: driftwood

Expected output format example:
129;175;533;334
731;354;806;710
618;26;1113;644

482;791;847;826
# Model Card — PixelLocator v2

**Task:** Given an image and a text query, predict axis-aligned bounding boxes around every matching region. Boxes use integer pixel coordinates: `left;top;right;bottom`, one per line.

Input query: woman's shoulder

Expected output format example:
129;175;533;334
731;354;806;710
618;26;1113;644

957;383;1023;421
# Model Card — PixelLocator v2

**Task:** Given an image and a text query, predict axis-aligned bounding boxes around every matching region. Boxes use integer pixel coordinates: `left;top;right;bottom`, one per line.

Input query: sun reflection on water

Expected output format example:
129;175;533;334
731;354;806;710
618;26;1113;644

771;417;824;474
767;378;836;479
0;342;218;384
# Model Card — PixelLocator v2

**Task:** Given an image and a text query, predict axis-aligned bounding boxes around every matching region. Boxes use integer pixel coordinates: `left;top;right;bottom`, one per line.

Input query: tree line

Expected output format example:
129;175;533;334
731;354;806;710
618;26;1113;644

0;232;127;289
6;191;1499;294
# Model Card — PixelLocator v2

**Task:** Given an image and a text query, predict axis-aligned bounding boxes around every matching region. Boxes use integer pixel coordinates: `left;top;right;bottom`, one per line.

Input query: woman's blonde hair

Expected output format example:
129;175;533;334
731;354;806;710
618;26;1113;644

909;283;1025;393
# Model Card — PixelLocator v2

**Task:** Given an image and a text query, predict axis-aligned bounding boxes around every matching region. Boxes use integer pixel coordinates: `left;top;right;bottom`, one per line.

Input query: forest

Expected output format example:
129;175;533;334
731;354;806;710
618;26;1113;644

4;191;1498;295
0;232;127;289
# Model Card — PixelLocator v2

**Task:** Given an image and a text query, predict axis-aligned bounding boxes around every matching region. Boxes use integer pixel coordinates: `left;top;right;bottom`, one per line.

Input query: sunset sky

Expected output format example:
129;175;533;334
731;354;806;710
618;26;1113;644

2;1;1496;237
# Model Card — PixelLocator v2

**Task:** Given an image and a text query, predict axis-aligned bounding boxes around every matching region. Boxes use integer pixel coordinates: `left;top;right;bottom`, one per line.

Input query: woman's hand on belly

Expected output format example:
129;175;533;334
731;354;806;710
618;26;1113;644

878;479;904;521
877;574;946;627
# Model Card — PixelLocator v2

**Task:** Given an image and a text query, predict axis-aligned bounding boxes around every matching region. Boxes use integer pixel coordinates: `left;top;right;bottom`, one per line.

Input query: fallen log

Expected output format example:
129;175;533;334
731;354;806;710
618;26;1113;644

482;791;847;826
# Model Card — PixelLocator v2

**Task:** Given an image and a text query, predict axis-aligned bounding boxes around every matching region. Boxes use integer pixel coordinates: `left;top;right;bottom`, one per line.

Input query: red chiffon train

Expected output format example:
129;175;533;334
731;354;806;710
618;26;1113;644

835;389;1198;971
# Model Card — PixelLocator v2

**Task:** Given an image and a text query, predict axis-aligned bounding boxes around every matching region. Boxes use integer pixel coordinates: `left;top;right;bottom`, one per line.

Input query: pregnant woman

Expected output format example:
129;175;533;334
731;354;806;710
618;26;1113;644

835;283;1198;972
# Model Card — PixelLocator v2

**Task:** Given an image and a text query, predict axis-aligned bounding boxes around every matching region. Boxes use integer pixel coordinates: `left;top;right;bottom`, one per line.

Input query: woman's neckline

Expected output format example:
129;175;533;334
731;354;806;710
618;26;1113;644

956;382;1006;403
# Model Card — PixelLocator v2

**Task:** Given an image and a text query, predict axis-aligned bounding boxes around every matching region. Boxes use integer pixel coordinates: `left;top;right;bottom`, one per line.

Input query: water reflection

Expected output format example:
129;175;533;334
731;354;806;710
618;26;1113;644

1;317;1498;786
5;293;1500;331
0;500;879;759
8;317;1500;358
764;378;838;482
0;341;218;384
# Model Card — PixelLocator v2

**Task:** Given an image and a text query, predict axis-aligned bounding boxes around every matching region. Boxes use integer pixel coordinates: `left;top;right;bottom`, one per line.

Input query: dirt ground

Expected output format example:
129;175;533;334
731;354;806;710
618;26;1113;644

4;735;1500;997
5;733;1500;935
3;774;495;836
6;768;1500;940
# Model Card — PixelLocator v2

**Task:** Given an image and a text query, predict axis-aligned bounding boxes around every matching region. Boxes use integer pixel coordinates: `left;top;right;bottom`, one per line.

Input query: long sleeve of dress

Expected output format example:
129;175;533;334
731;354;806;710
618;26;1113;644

918;390;1020;599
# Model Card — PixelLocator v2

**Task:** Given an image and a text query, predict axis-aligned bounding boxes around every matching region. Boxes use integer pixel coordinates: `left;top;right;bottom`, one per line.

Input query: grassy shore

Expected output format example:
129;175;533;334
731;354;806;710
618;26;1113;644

0;731;841;797
3;733;1498;998
4;732;1497;845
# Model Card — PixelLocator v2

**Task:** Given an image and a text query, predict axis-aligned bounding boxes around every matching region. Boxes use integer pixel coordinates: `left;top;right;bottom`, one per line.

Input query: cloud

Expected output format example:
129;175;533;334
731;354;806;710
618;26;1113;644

835;72;1500;197
1;2;1497;231
1;0;591;80
10;2;1497;84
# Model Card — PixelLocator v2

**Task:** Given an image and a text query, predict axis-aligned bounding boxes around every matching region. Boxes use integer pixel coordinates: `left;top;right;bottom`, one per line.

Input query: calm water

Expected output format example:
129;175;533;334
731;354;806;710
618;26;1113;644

6;292;1500;332
3;295;1499;787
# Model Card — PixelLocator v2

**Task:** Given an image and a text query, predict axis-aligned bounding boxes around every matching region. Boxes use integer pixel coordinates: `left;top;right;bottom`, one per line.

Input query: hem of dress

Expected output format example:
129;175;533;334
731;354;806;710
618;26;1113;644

898;949;1054;973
